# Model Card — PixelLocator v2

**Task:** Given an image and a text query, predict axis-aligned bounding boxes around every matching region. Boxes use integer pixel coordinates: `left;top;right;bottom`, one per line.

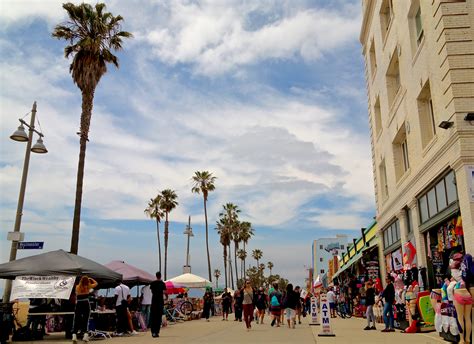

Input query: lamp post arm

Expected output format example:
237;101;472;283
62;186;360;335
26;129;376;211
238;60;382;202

19;118;43;137
3;101;37;302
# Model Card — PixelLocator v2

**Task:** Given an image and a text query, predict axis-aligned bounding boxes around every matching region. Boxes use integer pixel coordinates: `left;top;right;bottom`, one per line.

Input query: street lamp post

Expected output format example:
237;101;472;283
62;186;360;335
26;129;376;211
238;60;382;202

183;215;194;273
3;101;47;302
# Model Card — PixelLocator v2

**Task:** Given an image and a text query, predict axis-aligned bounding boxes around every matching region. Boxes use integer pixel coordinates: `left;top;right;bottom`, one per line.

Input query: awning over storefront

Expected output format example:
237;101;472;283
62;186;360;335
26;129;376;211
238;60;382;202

362;238;378;252
332;250;363;280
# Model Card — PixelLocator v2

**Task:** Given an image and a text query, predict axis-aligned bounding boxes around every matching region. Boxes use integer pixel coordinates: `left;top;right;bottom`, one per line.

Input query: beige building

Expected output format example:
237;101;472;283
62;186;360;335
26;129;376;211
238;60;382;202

360;0;474;287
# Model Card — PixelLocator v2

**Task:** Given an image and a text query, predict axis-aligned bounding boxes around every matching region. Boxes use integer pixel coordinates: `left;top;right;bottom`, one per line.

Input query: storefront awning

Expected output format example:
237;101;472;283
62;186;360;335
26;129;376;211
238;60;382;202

362;239;378;252
332;250;363;280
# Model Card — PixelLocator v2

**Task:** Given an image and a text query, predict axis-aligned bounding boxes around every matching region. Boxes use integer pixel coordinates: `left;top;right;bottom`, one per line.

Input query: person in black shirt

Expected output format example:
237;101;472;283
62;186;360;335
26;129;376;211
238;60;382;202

381;275;395;332
150;272;166;338
363;281;376;330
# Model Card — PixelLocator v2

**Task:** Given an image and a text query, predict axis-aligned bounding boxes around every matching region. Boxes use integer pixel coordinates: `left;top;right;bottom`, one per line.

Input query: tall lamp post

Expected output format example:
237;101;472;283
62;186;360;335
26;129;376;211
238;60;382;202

3;101;48;302
183;216;194;273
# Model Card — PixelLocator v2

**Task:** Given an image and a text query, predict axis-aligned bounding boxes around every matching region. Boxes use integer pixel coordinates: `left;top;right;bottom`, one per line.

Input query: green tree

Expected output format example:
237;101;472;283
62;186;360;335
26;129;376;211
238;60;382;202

144;195;164;272
191;171;216;282
53;2;132;254
252;249;263;267
239;221;254;277
216;219;231;288
160;189;178;280
237;249;247;280
214;269;221;289
267;261;274;276
220;203;240;289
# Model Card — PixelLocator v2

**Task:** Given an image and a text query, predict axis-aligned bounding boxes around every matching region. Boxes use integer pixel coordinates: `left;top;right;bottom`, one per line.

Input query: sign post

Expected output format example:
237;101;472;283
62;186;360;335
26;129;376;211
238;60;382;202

318;293;335;337
309;296;320;326
17;241;44;249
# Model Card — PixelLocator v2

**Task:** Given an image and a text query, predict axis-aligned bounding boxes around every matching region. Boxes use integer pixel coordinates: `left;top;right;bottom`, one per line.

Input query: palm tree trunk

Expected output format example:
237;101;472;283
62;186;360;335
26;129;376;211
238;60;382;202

164;213;169;280
155;219;162;273
204;197;212;282
70;89;94;254
229;244;234;290
243;242;246;278
223;246;228;289
234;242;239;283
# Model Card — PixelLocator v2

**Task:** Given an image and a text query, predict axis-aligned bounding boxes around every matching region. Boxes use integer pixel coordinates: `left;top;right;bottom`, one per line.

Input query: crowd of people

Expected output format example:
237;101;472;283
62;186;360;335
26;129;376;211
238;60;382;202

202;280;312;332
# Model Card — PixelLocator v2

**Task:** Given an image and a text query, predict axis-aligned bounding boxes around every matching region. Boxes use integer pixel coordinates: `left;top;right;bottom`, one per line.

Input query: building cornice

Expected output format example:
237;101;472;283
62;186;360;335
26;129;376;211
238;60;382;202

360;0;375;46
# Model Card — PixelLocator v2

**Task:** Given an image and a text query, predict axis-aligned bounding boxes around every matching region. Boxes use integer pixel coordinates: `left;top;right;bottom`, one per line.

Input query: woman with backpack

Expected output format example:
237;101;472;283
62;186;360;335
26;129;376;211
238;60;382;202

269;282;282;327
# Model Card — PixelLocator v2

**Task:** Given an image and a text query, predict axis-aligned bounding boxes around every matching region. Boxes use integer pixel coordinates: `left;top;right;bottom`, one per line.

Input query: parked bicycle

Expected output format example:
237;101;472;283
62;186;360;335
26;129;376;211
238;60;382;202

163;299;193;323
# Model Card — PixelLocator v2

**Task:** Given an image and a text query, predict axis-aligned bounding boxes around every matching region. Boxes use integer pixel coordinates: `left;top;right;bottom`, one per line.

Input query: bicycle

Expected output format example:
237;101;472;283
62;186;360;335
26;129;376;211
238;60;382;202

163;300;193;323
335;301;352;318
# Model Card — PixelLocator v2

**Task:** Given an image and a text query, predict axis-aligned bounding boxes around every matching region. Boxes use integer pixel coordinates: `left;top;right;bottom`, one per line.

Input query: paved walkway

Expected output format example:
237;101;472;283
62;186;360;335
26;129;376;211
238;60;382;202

9;315;446;343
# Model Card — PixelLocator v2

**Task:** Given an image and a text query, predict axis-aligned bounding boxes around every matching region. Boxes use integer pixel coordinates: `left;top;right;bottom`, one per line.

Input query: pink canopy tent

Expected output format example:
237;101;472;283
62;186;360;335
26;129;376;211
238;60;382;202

165;281;187;295
104;260;155;286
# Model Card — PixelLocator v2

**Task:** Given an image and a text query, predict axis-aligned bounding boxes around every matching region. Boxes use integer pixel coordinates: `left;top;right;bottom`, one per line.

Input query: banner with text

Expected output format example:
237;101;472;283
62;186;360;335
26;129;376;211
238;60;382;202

318;293;335;336
310;296;320;325
11;275;75;300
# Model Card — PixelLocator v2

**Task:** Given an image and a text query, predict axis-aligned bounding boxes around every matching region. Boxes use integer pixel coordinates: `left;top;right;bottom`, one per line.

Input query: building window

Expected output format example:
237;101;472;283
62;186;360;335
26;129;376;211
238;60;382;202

320;258;323;262
393;123;410;181
380;0;394;42
383;219;400;249
340;245;344;250
417;80;436;148
369;39;377;77
405;207;412;234
319;245;323;250
379;159;389;200
373;96;382;136
386;47;401;108
415;7;423;45
320;269;325;274
417;170;458;224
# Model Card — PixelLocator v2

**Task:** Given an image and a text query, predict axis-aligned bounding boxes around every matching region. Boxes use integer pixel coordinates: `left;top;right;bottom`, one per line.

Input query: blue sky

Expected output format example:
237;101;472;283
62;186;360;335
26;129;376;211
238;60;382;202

0;0;374;290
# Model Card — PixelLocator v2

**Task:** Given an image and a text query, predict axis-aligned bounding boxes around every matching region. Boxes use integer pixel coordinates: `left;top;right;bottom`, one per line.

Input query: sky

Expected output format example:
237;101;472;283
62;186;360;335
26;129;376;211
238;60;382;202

0;0;375;291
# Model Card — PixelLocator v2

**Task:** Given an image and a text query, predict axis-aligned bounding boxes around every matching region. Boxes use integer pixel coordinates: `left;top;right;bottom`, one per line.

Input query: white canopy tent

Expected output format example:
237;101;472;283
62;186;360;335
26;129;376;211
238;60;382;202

167;273;211;288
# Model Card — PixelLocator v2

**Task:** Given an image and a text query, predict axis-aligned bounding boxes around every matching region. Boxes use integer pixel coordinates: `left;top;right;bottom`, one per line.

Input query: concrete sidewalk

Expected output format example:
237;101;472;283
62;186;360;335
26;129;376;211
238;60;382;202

9;315;446;343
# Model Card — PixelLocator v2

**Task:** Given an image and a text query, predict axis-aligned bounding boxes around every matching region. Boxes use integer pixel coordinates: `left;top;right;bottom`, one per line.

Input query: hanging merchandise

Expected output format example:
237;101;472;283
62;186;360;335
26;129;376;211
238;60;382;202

403;241;417;269
454;215;463;236
392;249;403;271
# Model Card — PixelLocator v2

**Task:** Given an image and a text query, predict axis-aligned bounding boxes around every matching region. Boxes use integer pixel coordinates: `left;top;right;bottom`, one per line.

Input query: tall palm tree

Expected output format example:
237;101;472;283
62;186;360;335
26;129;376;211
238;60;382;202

160;189;178;280
144;195;164;272
232;221;242;283
239;222;254;276
216;220;231;288
252;249;263;267
237;249;247;281
53;2;132;254
214;269;221;289
220;203;240;289
191;171;216;282
267;261;274;276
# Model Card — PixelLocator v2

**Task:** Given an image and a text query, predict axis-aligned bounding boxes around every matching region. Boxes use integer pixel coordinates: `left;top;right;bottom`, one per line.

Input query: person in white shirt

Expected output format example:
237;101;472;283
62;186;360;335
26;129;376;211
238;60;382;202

327;288;336;318
114;282;130;334
140;284;152;327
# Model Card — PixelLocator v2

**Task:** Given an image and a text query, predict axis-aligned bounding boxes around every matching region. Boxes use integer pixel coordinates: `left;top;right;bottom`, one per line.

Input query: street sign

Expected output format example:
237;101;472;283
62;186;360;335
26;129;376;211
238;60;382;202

17;242;44;249
309;296;320;326
318;293;335;337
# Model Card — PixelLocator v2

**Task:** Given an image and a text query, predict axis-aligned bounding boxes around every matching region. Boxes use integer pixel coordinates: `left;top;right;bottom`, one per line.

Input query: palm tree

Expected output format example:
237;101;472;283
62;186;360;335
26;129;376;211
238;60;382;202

214;269;221;289
53;2;132;254
252;249;263;267
237;249;247;281
232;221;241;283
160;189;178;280
267;261;274;276
216;219;231;288
220;203;240;289
239;221;254;277
191;171;216;282
144;195;164;272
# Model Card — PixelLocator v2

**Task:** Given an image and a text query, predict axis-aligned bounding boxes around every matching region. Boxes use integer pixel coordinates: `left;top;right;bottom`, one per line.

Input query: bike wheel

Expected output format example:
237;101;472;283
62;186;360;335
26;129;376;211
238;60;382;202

179;301;193;316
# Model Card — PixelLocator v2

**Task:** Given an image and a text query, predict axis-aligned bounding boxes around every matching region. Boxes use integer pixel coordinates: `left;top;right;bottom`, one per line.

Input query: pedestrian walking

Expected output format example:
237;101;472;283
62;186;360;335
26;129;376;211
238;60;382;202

381;275;395;332
234;288;243;322
294;286;303;324
221;288;232;321
364;281;376;330
150;272;166;338
242;280;255;331
114;281;130;335
269;282;282;327
72;276;97;342
255;287;268;324
202;288;214;321
140;284;152;328
327;287;336;318
284;284;298;329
